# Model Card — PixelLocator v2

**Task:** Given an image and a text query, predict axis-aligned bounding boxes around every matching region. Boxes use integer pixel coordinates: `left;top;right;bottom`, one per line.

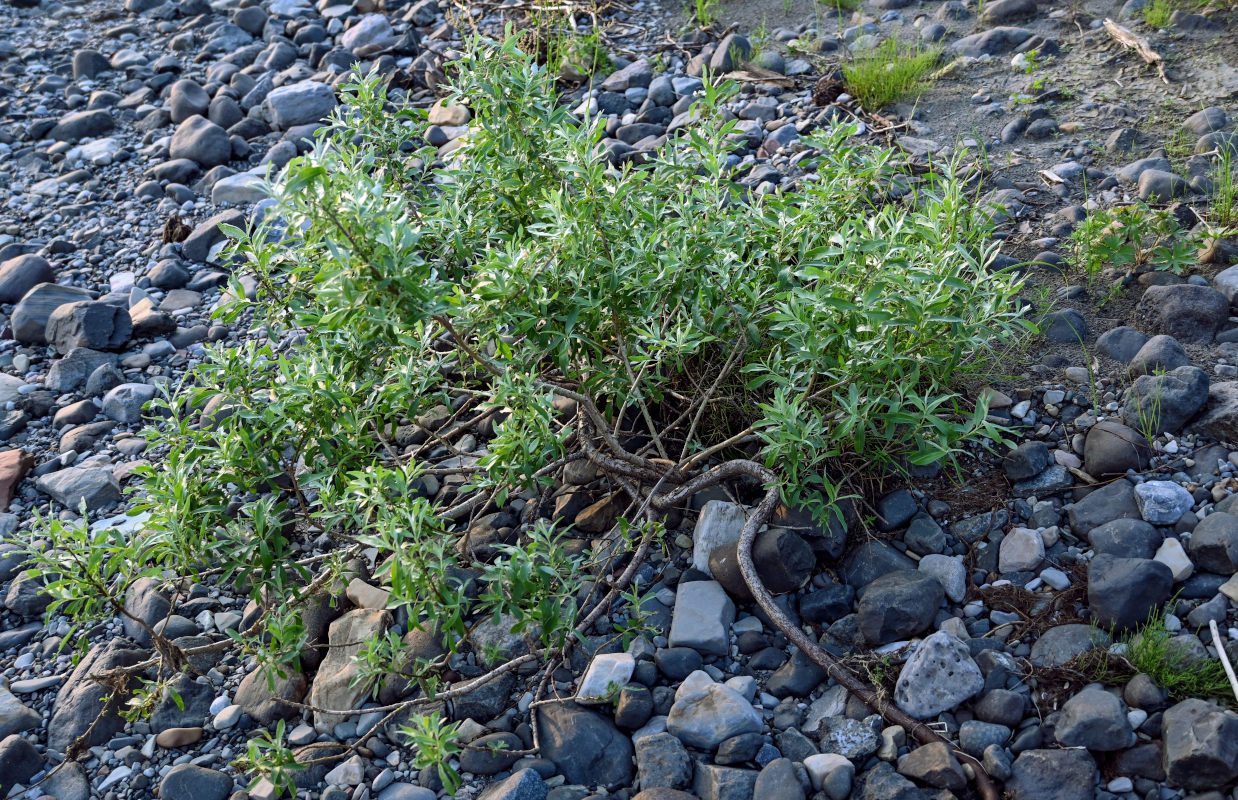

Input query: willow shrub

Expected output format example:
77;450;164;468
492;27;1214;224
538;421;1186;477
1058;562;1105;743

23;32;1030;789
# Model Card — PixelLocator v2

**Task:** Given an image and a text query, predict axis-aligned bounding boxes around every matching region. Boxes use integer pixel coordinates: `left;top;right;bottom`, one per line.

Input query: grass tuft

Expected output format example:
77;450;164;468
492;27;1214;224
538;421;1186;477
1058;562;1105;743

1143;0;1175;28
842;37;940;109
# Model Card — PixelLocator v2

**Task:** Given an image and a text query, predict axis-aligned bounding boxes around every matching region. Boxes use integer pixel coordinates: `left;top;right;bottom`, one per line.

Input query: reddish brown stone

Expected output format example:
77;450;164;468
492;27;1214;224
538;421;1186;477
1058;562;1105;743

0;449;33;510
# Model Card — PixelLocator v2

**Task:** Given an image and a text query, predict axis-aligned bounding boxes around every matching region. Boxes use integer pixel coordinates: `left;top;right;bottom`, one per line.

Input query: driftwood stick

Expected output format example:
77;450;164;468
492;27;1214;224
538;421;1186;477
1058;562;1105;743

1209;620;1238;705
1102;18;1169;84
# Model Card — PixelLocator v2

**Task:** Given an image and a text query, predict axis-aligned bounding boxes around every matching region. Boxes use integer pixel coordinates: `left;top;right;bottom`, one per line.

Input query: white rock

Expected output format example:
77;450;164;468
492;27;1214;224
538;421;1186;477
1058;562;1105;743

211;170;269;205
894;630;984;719
209;695;231;715
803;753;854;798
918;554;967;602
213;704;242;729
999;527;1044;572
98;765;132;791
576;653;635;704
691;501;748;575
724;675;757;703
1154;537;1194;582
324;754;366;786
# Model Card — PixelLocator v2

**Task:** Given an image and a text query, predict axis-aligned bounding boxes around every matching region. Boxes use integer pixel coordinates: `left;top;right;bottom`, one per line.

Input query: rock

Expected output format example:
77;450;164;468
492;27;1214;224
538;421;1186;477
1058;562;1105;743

754;758;805;800
1084;420;1151;478
1055;687;1134;750
1187;381;1238;442
667;672;762;749
1000;527;1044;572
476;769;548;800
1030;624;1110;667
1137;169;1191;201
169;116;232;168
48;109;115;142
1161;698;1238;790
1096;326;1148;363
710;33;751;72
1007;749;1097;800
0;255;53;304
45;300;132;352
159;764;232;800
693;763;758;800
576;653;635;704
1040;309;1087;343
460;732;522;775
1133;481;1193;525
0;734;41;794
45;348;117;393
1068;478;1141;536
1088;554;1172;631
156;726;204;748
309;608;391;731
339;13;394;51
817;716;881;760
151;672;214;732
1185;107;1227;134
668;581;734;656
803;753;853;799
11;283;93;344
893;631;984;719
1186;511;1238;573
1128;335;1189;376
0;687;40;737
875;489;917;531
1088;518;1162;559
1004;441;1050;481
917;554;966;602
41;762;89;800
234;665;307;724
266;81;337;130
0;449;32;511
122;576;170;646
1118;156;1173;184
180;210;245;263
36;467;122;510
102;383;157;424
536;701;634;788
857;570;943;645
1139;284;1229;343
211;170;268;205
691;500;747;575
766;648;826;698
854;761;928;800
168;79;210;124
897;742;965;790
982;0;1034;21
73;49;112;79
950;26;1032;56
49;639;147;751
635;732;692;790
708;528;813;602
840;540;916;588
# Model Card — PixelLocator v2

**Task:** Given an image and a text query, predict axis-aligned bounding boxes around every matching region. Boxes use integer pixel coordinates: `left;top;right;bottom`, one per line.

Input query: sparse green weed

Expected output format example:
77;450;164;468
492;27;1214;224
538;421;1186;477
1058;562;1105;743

1144;0;1175;28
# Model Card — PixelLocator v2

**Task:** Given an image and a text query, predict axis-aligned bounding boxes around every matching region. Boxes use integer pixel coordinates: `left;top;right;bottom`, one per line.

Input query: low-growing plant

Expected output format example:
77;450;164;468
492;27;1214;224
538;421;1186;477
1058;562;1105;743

842;36;941;109
1211;147;1238;228
401;715;464;795
1144;0;1175;28
1091;604;1236;706
1069;202;1202;280
16;32;1032;786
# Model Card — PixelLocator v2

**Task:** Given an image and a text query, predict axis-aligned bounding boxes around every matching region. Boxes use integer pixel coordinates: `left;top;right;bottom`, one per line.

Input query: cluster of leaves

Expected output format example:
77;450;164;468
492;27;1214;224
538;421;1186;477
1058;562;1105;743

18;32;1030;791
1069;202;1203;281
